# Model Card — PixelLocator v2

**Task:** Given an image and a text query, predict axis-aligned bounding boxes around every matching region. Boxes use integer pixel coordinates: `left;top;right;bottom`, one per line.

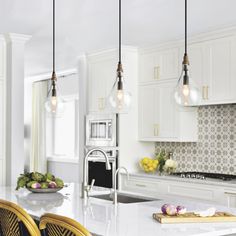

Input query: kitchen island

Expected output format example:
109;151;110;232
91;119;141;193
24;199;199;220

1;183;236;236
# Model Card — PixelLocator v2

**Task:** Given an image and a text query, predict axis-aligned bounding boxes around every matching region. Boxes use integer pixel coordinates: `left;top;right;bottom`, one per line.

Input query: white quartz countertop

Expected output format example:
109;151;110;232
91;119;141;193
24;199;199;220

1;184;236;236
127;172;236;189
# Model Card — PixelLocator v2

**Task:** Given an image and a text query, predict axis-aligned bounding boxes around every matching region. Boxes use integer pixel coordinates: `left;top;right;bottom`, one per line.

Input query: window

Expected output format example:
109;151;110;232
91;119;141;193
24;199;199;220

46;96;79;160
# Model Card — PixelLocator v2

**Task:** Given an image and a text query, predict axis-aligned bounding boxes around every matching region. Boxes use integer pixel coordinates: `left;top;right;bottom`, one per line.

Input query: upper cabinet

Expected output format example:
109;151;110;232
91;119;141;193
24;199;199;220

87;47;137;114
87;52;117;113
139;47;179;83
202;36;236;104
183;35;236;105
139;81;197;142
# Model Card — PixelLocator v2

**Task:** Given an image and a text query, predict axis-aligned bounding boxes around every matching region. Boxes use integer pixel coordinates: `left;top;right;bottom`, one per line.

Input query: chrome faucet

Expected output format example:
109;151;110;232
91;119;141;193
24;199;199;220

82;148;111;199
113;167;129;205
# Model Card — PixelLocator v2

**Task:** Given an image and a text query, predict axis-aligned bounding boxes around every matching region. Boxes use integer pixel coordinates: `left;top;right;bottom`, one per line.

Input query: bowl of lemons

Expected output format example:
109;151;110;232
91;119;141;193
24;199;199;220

139;157;159;173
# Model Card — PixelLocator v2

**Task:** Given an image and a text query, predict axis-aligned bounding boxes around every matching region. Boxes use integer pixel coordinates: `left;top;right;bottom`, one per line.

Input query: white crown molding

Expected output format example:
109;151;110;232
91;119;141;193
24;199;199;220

25;68;78;83
139;25;236;54
87;45;138;57
4;33;31;43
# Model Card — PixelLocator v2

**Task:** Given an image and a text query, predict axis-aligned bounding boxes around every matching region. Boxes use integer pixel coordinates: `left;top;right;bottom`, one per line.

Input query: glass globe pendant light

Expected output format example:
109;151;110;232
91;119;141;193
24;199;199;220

45;0;65;115
174;0;200;106
107;0;131;114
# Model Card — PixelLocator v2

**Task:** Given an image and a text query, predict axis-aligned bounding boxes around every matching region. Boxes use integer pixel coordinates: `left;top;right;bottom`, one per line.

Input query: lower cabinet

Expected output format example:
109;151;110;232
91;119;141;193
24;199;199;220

120;174;234;206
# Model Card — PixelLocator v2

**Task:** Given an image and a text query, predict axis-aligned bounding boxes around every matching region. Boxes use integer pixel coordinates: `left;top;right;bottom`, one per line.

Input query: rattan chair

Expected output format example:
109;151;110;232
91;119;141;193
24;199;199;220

0;199;41;236
39;213;92;236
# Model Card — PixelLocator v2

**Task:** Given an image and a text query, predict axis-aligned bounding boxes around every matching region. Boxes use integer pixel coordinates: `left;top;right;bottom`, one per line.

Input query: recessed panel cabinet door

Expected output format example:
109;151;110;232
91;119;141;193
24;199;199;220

204;37;233;103
88;58;116;113
139;53;161;83
139;85;158;139
158;82;177;139
188;44;205;102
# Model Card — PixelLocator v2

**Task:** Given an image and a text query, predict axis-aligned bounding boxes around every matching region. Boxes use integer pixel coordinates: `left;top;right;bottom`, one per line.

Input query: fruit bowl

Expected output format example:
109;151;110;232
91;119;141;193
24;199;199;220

26;187;63;193
139;157;159;173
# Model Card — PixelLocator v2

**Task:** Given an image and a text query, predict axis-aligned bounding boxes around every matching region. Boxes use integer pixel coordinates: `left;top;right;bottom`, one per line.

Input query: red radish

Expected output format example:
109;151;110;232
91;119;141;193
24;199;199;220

48;181;57;188
161;204;169;214
176;206;187;215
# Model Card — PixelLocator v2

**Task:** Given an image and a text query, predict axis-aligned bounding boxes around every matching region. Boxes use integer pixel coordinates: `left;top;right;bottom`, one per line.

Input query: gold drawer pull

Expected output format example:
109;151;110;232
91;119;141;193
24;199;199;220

225;192;236;196
135;184;146;188
154;66;160;80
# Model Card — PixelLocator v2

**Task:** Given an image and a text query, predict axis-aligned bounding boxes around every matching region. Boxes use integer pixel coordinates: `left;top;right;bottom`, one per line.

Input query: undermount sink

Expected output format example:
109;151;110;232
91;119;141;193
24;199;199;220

91;193;157;204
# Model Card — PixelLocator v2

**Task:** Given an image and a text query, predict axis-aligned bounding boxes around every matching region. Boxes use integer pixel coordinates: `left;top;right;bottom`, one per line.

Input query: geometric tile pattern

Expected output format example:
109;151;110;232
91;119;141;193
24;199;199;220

155;104;236;174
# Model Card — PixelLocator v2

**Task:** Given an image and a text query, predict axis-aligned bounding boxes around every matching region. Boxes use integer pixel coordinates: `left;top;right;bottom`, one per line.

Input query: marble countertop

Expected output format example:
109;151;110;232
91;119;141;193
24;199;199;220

1;184;236;236
127;172;236;189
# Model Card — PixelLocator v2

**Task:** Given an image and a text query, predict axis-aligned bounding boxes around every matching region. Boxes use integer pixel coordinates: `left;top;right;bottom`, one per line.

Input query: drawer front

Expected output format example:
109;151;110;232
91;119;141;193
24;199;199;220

168;184;214;200
121;177;167;195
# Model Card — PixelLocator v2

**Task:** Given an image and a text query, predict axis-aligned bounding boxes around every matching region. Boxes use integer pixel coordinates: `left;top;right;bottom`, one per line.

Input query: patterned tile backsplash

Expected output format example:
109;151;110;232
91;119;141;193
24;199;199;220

155;104;236;175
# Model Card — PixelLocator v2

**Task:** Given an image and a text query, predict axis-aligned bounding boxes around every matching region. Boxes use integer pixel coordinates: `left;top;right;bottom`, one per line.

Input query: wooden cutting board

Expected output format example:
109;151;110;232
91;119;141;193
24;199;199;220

153;212;236;224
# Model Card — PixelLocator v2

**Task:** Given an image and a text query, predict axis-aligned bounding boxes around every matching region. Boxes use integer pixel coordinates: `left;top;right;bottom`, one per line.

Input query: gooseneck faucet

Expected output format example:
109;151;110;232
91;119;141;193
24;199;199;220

113;167;129;205
82;148;111;199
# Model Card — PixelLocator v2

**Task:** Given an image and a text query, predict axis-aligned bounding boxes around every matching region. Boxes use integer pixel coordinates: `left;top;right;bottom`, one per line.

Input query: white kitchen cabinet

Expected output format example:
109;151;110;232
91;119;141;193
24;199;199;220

87;48;137;114
88;54;116;113
139;81;197;142
139;48;179;83
201;36;236;104
120;174;234;206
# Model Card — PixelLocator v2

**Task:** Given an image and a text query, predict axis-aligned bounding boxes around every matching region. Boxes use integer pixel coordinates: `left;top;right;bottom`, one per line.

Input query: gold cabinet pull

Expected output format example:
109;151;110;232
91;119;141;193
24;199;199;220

206;86;209;100
135;183;146;188
153;124;159;136
202;86;209;100
202;86;205;100
224;192;236;196
98;97;105;110
154;66;160;80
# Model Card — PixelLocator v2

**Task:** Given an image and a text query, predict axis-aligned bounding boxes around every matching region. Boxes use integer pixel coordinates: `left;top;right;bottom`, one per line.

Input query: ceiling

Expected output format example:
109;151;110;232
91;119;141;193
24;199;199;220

1;0;236;76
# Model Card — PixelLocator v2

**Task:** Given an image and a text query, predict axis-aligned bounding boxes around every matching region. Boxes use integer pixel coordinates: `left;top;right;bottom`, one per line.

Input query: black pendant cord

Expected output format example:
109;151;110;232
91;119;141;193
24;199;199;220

53;0;56;74
185;0;187;55
118;0;121;64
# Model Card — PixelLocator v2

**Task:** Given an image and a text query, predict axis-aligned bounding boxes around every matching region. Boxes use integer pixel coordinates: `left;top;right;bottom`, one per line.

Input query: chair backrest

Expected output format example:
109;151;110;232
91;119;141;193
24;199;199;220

0;199;41;236
39;213;92;236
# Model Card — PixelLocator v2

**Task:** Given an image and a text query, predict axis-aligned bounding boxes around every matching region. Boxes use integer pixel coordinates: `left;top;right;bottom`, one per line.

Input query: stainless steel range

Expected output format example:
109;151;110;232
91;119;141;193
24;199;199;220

172;172;236;181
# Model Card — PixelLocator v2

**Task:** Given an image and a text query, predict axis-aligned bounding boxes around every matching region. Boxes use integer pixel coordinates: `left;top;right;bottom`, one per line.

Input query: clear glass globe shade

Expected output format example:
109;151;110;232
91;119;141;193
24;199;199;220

174;69;200;106
45;96;65;116
107;77;131;114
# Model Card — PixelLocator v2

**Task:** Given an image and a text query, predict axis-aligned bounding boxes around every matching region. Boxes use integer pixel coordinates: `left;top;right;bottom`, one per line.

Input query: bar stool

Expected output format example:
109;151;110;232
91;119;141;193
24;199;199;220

0;199;41;236
39;213;92;236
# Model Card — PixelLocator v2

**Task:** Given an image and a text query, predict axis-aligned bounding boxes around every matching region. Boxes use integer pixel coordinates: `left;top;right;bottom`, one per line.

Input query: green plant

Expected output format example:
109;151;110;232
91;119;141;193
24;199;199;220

155;150;167;173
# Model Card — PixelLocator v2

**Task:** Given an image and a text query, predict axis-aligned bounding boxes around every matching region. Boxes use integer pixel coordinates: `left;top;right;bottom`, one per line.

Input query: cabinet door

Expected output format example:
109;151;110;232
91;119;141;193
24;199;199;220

158;82;178;139
188;43;205;102
139;85;159;139
139;53;161;83
88;58;116;113
161;48;179;80
204;37;233;103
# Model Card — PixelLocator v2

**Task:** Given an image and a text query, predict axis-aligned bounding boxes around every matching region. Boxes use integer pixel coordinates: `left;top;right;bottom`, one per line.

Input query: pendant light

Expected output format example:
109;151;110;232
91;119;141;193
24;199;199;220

174;0;200;106
45;0;65;115
107;0;131;114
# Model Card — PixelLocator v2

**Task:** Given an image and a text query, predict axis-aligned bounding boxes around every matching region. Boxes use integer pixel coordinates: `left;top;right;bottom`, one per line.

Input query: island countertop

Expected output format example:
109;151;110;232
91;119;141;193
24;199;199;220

1;184;236;236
